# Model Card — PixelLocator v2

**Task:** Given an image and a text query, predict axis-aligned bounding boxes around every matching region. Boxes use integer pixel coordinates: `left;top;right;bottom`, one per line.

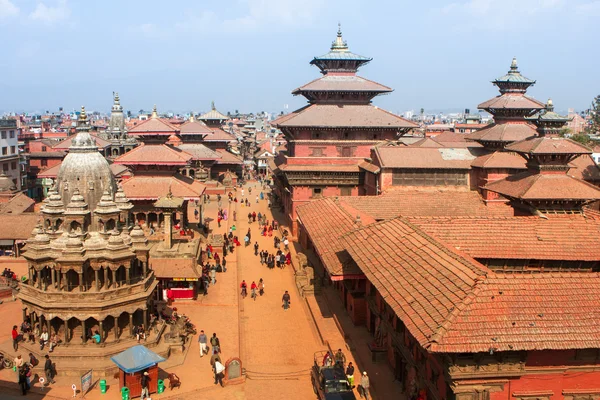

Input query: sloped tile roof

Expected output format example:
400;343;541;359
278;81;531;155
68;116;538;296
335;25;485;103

296;198;376;277
128;118;178;135
0;193;35;215
53;134;111;150
177;144;221;160
279;164;360;172
342;218;489;350
149;258;199;279
113;144;192;165
465;123;537;143
0;213;39;239
484;172;600;201
338;190;514;220
407;215;600;261
470;151;527;169
506;137;592;155
203;128;237;142
374;147;475;169
568;154;600;182
343;217;600;353
273;104;417;129
292;75;392;94
478;94;545;110
409;138;444;148
214;149;243;165
179;120;214;135
121;175;205;200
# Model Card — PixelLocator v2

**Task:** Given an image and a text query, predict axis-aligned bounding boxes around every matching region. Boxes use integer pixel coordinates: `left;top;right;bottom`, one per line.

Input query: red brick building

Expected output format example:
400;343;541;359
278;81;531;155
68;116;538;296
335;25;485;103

272;26;417;233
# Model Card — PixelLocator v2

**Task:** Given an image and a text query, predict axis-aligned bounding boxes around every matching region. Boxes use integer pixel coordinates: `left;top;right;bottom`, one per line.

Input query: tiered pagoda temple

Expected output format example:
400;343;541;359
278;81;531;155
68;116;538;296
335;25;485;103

99;93;137;157
272;25;417;233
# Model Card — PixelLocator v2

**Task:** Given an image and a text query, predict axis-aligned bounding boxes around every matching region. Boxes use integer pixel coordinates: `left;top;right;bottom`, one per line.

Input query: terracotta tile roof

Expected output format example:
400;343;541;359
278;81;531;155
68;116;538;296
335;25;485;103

28;151;66;158
179;120;213;135
342;218;489;350
214;149;243;165
109;163;130;177
53;134;111;150
0;193;35;215
344;217;600;353
410;138;444;148
149;258;200;279
292;75;392;94
431;131;469;142
465;123;537;143
358;161;380;173
296;198;376;277
374;147;475;169
478;94;545;111
407;215;600;261
432;273;600;352
505;137;592;155
177;144;221;160
113;144;192;165
569;154;600;182
273;104;417;129
470;151;527;169
127;118;178;135
484;172;600;201
203;128;237;142
339;190;514;220
37;163;63;178
0;213;39;239
121;174;205;200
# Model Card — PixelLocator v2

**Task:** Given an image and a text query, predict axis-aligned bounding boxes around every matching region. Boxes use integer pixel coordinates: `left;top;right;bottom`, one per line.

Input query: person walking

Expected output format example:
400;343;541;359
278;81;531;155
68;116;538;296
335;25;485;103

140;371;150;400
18;366;28;395
254;242;259;256
258;278;264;296
240;280;247;298
214;359;225;387
210;333;221;354
346;362;355;388
11;325;18;351
250;281;257;301
198;330;208;357
210;265;217;285
359;371;370;399
282;291;291;310
44;354;56;384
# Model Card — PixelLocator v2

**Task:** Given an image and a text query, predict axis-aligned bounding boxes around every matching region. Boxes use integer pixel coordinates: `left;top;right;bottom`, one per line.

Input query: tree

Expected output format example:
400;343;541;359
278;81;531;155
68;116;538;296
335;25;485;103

570;133;592;146
587;95;600;135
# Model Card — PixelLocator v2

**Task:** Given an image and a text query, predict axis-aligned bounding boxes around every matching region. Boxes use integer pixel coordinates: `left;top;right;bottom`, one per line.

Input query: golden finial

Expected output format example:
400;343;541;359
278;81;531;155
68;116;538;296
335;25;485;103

79;106;87;121
510;57;518;70
189;113;195;122
151;105;158;119
211;101;216;111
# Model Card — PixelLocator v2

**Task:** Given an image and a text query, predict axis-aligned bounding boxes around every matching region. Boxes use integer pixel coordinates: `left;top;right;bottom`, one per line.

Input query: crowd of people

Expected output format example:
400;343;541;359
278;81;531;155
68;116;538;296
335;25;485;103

12;352;56;395
197;331;226;387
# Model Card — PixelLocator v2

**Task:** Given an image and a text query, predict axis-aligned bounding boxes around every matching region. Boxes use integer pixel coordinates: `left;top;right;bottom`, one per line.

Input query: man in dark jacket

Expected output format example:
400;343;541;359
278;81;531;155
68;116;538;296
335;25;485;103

140;371;150;400
44;354;56;384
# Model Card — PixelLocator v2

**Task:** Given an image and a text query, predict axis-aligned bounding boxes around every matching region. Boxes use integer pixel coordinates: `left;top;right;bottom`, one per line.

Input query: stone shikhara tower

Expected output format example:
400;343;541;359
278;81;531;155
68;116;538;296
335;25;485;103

19;107;156;370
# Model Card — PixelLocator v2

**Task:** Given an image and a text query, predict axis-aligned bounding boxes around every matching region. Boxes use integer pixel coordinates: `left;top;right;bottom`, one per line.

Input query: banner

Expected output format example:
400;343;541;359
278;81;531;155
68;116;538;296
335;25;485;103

81;369;93;395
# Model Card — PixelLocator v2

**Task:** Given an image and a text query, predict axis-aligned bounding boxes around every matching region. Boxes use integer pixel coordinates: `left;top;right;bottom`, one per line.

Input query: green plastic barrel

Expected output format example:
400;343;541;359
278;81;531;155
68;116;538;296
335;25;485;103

120;387;129;400
157;379;165;394
99;379;107;394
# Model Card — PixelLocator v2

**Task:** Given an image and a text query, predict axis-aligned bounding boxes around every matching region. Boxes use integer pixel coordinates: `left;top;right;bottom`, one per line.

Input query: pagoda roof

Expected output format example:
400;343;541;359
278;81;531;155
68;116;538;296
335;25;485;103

176;143;221;160
179;119;213;135
53;134;111;150
526;99;573;124
410;137;444;148
121;174;205;200
505;137;592;155
465;122;537;143
113;144;192;166
374;146;475;169
202;128;237;142
128;117;179;136
312;51;372;62
470;151;527;169
478;94;545;111
273;104;417;129
214;149;243;165
198;103;228;121
493;60;535;85
484;171;600;201
154;193;185;209
292;75;392;94
568;154;600;182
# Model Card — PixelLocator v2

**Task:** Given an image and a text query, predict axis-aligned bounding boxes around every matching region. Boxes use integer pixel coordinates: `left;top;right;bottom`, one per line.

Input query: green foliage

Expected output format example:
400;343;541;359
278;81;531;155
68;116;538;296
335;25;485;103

587;94;600;135
570;133;592;145
558;128;572;137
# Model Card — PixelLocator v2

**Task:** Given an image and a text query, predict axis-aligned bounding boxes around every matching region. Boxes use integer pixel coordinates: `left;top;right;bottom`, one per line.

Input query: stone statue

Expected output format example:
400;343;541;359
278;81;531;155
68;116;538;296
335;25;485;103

296;253;308;271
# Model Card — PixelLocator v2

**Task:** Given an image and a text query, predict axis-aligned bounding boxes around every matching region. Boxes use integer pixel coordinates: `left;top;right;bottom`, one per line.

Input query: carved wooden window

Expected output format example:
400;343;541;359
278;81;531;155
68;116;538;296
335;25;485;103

310;147;324;157
392;169;468;186
340;187;352;196
341;147;352;157
312;188;323;198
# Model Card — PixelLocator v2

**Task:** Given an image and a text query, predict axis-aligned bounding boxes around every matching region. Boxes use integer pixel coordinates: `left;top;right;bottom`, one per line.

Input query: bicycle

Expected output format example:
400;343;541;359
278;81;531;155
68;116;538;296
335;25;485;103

241;287;247;298
251;288;257;301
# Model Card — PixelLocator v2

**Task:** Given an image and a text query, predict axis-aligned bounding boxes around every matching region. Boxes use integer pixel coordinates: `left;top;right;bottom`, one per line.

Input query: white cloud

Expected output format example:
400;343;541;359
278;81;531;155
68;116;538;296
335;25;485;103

0;0;19;20
576;0;600;16
29;0;71;24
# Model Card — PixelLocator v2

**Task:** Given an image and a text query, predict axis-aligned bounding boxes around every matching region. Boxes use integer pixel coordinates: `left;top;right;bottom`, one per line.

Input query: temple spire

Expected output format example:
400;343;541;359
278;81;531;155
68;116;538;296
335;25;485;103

151;105;158;119
211;101;216;111
331;23;348;52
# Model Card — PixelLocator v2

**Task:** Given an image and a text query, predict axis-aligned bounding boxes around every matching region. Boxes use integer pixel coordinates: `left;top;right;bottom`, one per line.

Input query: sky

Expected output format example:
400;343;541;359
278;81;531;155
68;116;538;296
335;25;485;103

0;0;599;115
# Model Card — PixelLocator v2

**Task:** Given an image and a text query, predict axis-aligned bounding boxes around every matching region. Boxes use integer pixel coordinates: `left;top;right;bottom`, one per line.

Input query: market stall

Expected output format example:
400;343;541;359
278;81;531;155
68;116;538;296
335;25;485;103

110;345;165;398
150;258;200;301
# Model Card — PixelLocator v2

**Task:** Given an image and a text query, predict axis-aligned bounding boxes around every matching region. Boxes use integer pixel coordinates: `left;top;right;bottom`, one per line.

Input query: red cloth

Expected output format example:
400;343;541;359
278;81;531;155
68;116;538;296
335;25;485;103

12;329;18;340
170;289;194;299
251;282;257;290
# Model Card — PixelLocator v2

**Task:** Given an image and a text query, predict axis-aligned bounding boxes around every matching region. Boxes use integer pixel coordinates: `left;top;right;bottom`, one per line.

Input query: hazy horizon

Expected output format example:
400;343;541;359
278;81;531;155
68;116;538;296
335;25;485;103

1;0;599;115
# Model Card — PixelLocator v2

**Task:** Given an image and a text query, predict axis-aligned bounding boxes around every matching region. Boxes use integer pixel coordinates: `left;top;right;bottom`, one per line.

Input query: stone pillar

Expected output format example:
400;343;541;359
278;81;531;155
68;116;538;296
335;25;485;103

81;319;86;344
28;267;32;285
36;270;42;289
104;267;109;289
114;318;119;340
78;272;84;292
51;268;56;288
64;319;69;343
22;308;27;322
62;272;67;291
142;261;147;278
129;313;134;337
125;267;130;285
46;317;51;335
98;320;103;343
145;213;149;228
164;211;173;249
57;269;61;290
143;309;148;331
95;269;100;291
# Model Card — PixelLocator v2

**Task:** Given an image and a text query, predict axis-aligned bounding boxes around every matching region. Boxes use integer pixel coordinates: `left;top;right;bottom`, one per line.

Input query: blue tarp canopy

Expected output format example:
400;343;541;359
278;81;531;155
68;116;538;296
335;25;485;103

110;345;166;374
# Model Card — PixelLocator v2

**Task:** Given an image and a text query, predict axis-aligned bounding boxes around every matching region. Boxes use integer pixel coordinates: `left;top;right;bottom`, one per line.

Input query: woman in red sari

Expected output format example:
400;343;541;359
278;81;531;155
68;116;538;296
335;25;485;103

285;252;291;265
